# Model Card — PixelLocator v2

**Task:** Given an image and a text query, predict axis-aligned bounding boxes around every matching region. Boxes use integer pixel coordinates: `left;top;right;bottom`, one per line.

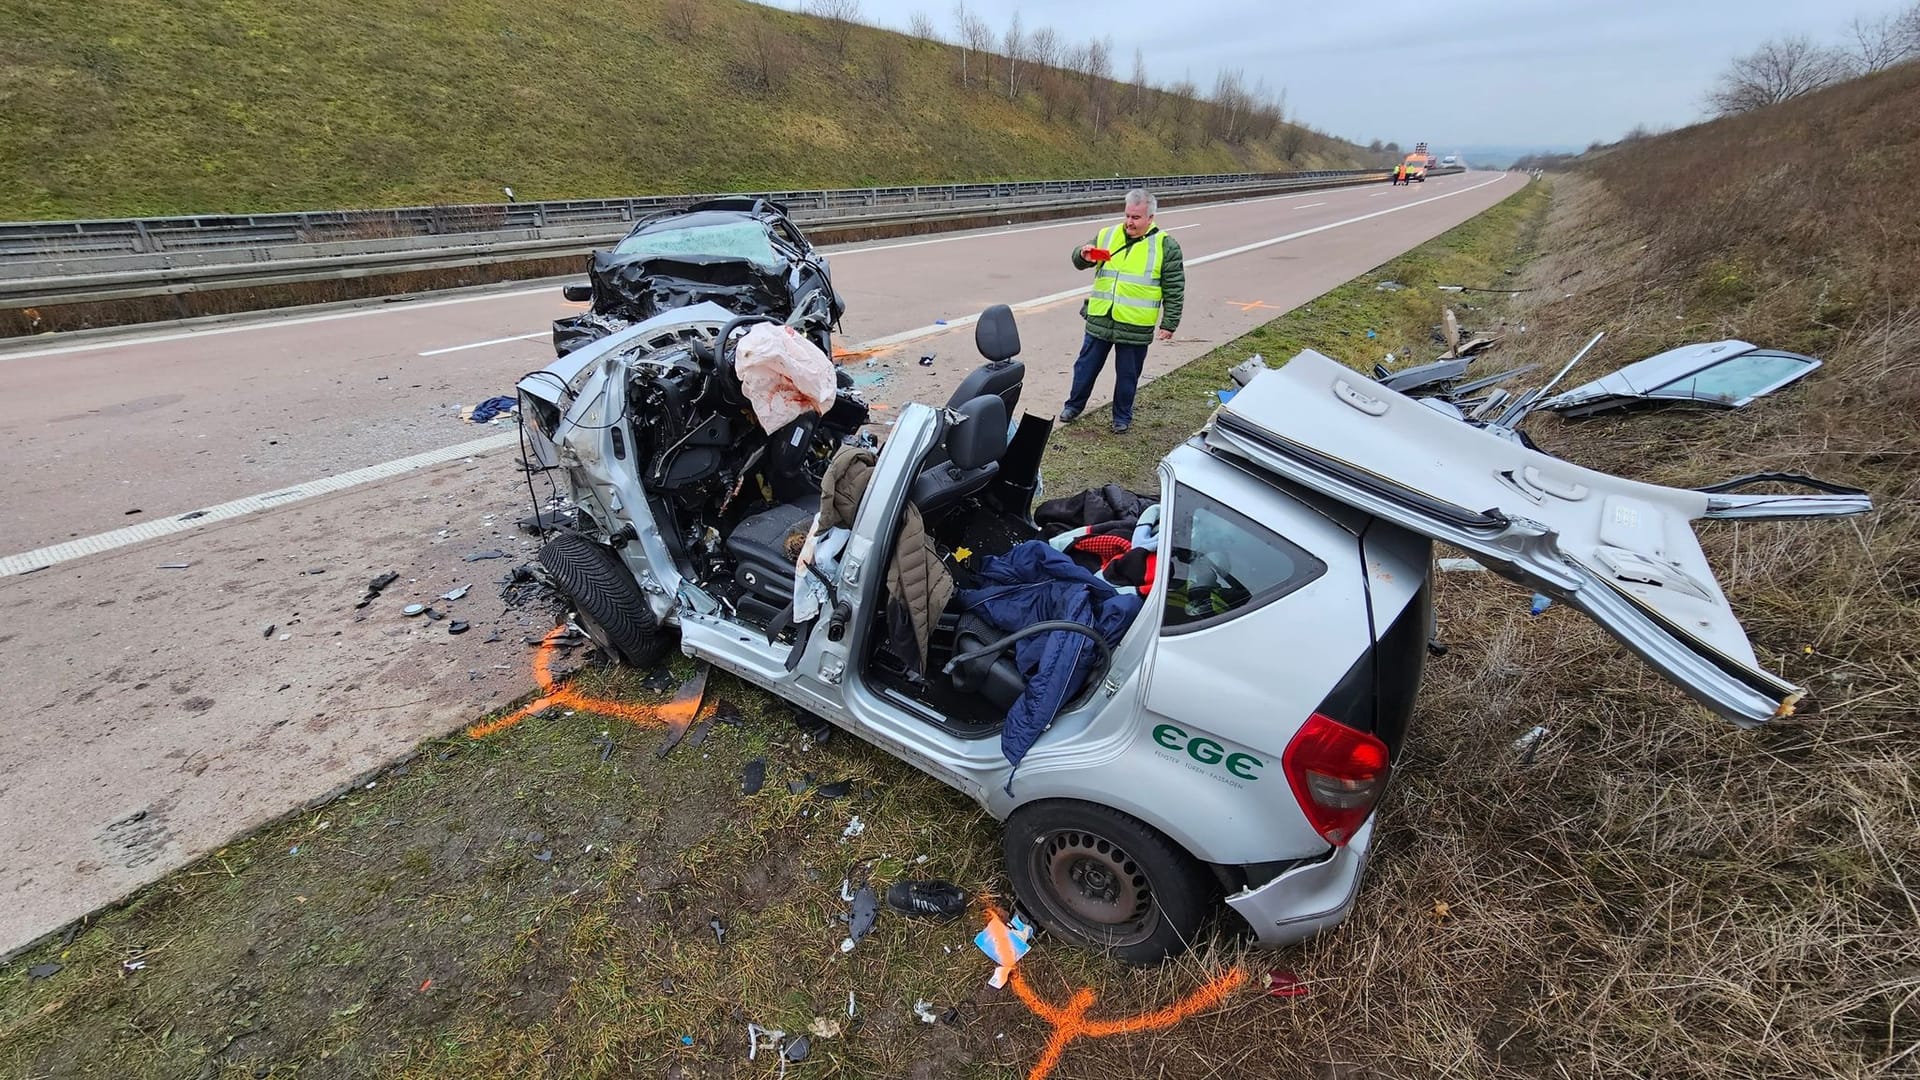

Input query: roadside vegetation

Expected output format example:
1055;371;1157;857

4;58;1917;1080
0;0;1368;221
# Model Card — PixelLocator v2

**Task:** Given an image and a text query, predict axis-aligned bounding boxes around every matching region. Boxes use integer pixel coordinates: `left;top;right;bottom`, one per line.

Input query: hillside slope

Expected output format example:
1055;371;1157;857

0;0;1367;220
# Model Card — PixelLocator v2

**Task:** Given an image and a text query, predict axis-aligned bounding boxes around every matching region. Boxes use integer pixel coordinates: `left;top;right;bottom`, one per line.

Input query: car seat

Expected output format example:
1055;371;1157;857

945;303;1025;416
910;394;1008;518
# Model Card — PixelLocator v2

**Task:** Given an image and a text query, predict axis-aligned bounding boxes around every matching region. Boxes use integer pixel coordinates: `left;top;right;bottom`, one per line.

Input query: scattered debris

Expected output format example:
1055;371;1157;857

517;509;577;535
814;778;853;799
741;758;766;795
913;1000;940;1024
448;621;471;635
463;549;509;562
466;396;518;424
840;816;866;841
975;912;1033;988
640;667;678;692
441;583;471;602
27;962;61;980
653;666;710;757
179;510;209;521
356;571;401;609
1436;558;1486;573
158;563;192;570
1374;280;1405;291
709;916;727;945
402;604;427;617
840;885;878;953
1513;725;1550;763
1263;969;1307;998
886;880;969;919
747;1023;784;1061
918;354;936;366
262;623;277;638
783;1035;811;1062
533;848;553;862
1538;340;1822;417
807;1017;842;1039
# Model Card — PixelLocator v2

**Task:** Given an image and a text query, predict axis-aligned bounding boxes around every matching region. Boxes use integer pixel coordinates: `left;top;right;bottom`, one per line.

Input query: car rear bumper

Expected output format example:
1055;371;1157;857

1225;818;1373;945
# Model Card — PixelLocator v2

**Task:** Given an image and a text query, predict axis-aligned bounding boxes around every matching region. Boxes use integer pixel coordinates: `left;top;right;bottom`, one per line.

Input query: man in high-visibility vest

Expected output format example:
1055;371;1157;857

1058;189;1185;434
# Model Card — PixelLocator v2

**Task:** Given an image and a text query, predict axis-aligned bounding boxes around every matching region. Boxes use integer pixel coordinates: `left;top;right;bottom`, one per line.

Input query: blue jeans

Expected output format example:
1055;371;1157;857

1063;333;1149;425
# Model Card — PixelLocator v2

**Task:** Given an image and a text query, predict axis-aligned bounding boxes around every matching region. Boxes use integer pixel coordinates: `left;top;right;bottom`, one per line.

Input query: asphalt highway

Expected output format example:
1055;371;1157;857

0;170;1525;955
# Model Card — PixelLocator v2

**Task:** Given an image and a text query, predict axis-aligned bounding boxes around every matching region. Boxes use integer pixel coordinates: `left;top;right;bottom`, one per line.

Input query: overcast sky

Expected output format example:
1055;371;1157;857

811;0;1907;150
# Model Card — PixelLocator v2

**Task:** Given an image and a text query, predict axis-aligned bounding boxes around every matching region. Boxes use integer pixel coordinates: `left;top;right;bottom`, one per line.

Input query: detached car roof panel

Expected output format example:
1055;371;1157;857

1540;340;1821;415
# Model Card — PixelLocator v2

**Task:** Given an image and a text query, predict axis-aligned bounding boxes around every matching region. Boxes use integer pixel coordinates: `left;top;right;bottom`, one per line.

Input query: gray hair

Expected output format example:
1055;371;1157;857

1124;188;1157;215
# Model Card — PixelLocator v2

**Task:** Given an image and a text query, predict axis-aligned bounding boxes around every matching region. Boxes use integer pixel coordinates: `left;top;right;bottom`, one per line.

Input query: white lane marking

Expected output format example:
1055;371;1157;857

849;174;1511;352
1;284;565;362
1370;191;1392;197
1291;202;1326;209
0;431;520;577
419;330;547;356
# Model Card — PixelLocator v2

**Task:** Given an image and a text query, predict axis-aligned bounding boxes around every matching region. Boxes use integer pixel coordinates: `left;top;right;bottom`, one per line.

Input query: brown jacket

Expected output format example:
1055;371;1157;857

818;446;953;666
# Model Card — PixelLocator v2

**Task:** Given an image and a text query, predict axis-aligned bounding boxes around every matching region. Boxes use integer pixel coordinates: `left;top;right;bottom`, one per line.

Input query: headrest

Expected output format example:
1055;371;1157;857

975;304;1021;362
948;394;1009;471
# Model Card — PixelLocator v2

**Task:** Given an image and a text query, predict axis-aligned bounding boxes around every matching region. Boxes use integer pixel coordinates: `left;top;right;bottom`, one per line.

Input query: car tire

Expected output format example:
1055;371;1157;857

1004;800;1211;964
537;532;671;668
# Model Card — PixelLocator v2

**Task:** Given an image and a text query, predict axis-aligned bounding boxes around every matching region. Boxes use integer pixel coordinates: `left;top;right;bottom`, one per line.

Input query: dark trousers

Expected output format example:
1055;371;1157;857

1064;332;1149;425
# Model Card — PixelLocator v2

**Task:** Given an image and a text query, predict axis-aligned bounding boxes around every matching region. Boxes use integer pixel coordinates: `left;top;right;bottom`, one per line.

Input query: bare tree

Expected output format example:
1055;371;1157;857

1081;34;1113;131
1121;45;1136;115
950;2;973;85
872;32;908;95
809;0;862;62
732;21;796;94
1844;10;1917;73
959;6;996;88
907;9;938;39
1164;74;1197;148
1705;35;1845;115
1002;10;1026;98
1027;25;1060;69
1208;67;1249;143
662;0;703;42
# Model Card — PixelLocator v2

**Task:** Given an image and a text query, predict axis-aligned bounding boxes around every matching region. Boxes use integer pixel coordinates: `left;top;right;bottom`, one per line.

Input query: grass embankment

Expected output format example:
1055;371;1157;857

0;0;1364;221
0;178;1550;1080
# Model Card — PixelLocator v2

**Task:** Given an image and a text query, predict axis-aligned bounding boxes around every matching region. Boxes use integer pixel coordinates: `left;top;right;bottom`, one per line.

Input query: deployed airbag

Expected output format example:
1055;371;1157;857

734;324;838;432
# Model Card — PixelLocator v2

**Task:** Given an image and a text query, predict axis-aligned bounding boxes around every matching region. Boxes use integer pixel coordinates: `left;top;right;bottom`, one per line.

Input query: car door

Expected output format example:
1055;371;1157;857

1204;348;1872;727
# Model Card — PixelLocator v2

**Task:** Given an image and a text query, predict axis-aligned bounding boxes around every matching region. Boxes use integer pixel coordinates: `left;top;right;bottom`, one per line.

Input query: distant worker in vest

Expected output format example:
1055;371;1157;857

1058;189;1185;435
1394;162;1406;185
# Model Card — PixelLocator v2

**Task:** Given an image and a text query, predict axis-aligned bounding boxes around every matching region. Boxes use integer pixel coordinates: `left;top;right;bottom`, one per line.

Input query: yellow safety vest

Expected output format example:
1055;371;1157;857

1086;223;1166;327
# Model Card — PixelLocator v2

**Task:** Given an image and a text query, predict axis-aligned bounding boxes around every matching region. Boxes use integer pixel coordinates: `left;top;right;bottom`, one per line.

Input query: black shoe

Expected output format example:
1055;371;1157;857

1111;419;1131;434
1058;406;1082;424
886;879;969;919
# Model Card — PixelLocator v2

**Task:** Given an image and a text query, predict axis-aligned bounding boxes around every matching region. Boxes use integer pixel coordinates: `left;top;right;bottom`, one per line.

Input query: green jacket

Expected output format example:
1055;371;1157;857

1071;226;1185;346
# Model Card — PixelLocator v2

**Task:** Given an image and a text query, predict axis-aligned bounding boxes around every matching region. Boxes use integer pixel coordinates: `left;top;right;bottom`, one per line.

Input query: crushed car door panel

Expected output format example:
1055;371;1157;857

1205;349;1872;727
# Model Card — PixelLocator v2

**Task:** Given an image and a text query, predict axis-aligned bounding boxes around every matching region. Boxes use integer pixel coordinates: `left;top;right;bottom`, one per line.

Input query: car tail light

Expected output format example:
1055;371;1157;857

1282;713;1390;846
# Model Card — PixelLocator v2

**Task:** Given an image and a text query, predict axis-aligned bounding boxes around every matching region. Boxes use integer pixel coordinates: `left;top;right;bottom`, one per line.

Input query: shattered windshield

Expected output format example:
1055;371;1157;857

613;220;782;269
1653;352;1814;402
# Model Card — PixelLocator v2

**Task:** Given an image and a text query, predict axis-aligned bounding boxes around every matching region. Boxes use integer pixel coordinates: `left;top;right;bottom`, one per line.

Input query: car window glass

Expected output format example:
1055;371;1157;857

1652;352;1811;402
615;221;780;267
1162;484;1324;634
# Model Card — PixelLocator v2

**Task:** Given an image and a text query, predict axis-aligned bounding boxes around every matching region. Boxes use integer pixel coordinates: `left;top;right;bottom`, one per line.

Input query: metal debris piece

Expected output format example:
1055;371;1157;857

783;1035;811;1062
463;549;509;562
709;916;727;945
441;583;471;601
402;604;427;617
448;621;470;635
654;665;711;758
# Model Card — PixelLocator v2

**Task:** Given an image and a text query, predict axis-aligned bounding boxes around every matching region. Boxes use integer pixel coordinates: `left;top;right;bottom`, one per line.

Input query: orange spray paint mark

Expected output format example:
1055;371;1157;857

833;346;885;363
466;627;703;739
976;903;1248;1080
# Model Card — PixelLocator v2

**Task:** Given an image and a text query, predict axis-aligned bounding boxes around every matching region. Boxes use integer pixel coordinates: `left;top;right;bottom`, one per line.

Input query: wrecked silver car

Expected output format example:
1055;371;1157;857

1539;339;1821;417
516;308;1870;962
552;197;843;359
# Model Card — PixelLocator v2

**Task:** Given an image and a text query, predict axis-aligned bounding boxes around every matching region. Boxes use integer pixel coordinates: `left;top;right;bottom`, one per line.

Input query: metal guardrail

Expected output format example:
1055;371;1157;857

0;170;1366;266
0;168;1465;314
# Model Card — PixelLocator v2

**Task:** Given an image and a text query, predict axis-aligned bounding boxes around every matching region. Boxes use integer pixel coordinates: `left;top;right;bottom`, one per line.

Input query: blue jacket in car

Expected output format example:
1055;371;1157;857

955;541;1145;772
